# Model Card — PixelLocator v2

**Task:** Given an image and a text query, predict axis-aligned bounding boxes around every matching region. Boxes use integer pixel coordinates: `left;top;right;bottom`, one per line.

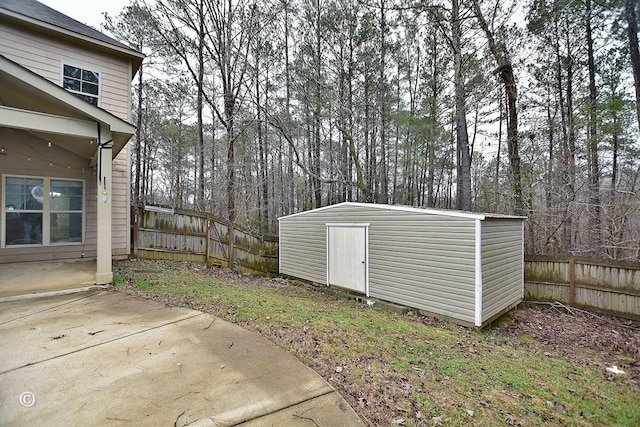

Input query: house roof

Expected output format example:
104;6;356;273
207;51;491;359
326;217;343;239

0;53;135;160
278;202;526;221
0;0;144;74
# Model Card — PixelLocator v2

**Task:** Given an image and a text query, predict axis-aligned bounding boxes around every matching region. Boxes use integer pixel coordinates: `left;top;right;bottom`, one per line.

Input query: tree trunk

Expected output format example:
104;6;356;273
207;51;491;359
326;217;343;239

196;0;205;208
471;0;521;214
453;0;472;211
313;0;322;208
495;87;502;210
626;0;640;133
284;1;294;214
256;37;268;228
378;0;388;204
226;96;235;268
566;26;576;253
427;31;438;208
586;0;601;256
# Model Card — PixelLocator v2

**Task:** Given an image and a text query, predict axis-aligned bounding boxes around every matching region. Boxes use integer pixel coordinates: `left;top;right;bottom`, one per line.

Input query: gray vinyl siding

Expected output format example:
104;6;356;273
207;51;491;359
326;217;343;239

279;204;479;325
366;211;476;324
279;211;331;284
481;220;523;322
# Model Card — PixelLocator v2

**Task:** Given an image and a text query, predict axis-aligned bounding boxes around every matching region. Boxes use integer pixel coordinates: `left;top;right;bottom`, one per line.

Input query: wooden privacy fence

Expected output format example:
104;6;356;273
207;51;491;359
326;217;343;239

133;206;279;276
133;210;640;319
525;256;640;319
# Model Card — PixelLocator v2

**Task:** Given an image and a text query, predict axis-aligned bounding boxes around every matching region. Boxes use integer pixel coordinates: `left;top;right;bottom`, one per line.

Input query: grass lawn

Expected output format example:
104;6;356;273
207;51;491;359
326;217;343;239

114;259;639;426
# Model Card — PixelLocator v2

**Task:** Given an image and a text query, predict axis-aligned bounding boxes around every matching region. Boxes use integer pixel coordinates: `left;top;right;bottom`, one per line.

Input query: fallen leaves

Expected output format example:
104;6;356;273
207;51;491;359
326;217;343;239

115;260;640;427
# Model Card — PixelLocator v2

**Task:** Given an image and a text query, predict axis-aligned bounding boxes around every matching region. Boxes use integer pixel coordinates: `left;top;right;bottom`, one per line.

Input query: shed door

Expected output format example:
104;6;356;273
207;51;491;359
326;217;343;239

327;224;368;295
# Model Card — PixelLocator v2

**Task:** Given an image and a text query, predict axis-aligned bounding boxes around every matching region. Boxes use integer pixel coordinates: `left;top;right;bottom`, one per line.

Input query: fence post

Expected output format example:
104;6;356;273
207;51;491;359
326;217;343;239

569;257;576;305
205;218;210;263
131;206;139;258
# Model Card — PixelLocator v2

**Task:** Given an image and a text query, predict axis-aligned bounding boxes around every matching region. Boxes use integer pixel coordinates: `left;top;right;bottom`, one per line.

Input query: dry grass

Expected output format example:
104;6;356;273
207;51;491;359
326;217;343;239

114;259;640;426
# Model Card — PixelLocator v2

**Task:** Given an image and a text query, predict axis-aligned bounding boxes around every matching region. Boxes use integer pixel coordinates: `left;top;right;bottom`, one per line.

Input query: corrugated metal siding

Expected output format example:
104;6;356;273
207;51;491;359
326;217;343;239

279;204;478;324
0;24;131;121
481;220;523;323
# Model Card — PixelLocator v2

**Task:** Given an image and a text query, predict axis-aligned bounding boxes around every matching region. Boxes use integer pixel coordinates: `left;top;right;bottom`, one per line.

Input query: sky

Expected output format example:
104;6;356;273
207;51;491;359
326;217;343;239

39;0;132;30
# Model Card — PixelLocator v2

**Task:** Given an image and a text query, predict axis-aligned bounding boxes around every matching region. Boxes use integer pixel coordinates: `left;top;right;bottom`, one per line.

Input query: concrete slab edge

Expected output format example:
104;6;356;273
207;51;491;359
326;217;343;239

231;389;336;425
0;285;111;304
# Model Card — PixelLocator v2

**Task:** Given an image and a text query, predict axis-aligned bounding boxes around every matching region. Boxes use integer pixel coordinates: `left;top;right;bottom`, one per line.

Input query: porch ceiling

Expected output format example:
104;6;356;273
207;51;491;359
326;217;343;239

0;105;99;159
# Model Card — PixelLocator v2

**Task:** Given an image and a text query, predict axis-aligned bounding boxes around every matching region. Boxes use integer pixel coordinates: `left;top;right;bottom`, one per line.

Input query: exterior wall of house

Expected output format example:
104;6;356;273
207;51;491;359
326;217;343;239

0;24;132;121
480;220;524;323
0;128;97;263
112;147;129;256
0;21;134;258
279;203;479;325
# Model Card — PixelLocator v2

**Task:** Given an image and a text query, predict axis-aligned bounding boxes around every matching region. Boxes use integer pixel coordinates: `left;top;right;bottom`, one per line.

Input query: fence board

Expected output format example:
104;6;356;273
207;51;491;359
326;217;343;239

136;213;639;318
525;256;640;319
136;207;278;276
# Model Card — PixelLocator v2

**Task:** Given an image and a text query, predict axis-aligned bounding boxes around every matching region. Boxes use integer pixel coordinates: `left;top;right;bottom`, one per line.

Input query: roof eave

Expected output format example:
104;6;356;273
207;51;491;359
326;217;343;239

278;202;527;221
0;8;144;75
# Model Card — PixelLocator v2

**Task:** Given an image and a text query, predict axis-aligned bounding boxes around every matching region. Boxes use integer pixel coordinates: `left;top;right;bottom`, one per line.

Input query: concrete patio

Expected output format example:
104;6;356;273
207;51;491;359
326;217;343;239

0;288;363;426
0;259;96;300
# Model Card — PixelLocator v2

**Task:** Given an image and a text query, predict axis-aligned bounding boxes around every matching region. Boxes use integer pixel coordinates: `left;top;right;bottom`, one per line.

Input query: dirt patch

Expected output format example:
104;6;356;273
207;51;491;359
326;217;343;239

492;303;640;390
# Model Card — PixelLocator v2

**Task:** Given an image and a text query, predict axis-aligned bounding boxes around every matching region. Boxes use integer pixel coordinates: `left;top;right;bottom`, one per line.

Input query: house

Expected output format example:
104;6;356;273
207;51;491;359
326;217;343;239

278;202;525;327
0;0;144;284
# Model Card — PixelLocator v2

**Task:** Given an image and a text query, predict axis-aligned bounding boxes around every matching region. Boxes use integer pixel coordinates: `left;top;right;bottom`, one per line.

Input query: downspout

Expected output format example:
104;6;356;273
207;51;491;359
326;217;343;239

97;123;113;185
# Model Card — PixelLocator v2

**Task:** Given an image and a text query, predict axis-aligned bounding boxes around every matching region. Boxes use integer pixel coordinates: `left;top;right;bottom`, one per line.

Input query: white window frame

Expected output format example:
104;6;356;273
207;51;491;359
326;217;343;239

62;63;100;106
1;175;85;248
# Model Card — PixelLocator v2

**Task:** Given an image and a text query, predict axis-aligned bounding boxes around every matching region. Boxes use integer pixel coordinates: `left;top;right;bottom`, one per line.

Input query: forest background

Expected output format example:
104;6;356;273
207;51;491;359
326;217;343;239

102;0;640;260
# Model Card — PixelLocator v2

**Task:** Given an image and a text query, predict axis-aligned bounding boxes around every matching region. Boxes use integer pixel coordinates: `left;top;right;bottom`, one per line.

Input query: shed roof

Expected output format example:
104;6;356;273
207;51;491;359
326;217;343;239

278;202;526;221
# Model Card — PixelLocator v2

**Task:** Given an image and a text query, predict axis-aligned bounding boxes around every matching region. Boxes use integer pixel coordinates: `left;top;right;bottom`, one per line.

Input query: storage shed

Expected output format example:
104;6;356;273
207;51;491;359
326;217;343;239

278;202;525;327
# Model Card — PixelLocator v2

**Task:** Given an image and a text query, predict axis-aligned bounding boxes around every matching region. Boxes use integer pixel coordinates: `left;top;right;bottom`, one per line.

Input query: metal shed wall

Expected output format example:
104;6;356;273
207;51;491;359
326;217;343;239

480;220;524;324
278;209;330;284
364;208;476;325
279;203;480;325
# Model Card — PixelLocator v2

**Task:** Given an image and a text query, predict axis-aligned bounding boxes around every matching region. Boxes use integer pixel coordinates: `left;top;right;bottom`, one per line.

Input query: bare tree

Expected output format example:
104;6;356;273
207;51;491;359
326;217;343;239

471;0;522;214
626;0;640;132
204;0;259;267
453;0;472;211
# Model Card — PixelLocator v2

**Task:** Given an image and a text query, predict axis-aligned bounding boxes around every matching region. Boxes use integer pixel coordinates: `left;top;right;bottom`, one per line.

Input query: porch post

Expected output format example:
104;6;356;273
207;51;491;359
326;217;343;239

96;131;113;285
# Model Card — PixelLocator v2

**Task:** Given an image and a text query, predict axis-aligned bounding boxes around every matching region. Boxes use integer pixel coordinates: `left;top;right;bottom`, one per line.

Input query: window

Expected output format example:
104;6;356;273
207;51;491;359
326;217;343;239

3;176;84;247
50;180;83;243
4;177;43;245
63;65;99;106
